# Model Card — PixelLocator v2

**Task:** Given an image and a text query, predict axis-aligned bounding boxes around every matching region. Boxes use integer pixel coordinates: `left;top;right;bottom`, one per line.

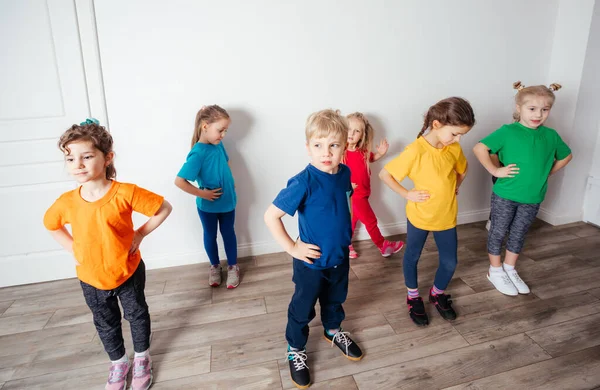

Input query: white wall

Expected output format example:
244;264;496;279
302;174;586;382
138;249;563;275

3;0;599;286
539;0;598;225
91;0;582;271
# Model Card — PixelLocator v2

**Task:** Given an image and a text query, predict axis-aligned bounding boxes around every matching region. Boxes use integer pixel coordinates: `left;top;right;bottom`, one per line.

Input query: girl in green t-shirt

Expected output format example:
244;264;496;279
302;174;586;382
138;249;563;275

473;81;572;297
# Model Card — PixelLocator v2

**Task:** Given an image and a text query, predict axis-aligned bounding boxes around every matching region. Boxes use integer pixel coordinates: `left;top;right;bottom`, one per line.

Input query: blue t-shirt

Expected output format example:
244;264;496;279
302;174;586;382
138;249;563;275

177;142;236;213
273;164;353;270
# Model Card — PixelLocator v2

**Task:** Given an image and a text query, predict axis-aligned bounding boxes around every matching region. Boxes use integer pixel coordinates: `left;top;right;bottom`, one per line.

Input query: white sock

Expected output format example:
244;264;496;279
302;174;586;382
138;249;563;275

489;265;503;274
134;349;149;358
111;353;128;364
503;263;515;271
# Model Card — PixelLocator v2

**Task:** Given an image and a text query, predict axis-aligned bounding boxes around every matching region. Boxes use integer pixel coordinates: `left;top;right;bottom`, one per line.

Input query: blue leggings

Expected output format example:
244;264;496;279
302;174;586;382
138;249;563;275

403;219;458;290
197;208;237;266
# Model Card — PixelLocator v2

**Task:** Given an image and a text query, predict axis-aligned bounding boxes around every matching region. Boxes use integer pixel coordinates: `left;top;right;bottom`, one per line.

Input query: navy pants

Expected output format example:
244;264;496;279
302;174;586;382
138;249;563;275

286;257;350;349
197;208;237;266
403;219;458;290
80;260;150;361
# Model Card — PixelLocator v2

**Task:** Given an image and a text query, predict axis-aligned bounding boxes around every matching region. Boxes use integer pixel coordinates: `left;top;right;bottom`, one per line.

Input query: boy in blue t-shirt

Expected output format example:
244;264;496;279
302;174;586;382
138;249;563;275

264;109;364;389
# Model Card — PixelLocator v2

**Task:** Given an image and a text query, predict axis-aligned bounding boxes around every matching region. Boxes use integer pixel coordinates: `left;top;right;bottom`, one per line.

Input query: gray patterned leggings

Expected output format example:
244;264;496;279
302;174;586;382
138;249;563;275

488;193;540;256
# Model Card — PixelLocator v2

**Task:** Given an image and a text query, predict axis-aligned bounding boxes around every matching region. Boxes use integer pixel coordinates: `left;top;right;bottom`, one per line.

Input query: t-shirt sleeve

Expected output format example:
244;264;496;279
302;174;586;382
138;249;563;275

554;133;572;160
479;127;507;154
43;196;67;231
131;185;165;217
221;142;230;162
455;145;468;174
272;176;308;217
177;150;203;181
384;145;417;182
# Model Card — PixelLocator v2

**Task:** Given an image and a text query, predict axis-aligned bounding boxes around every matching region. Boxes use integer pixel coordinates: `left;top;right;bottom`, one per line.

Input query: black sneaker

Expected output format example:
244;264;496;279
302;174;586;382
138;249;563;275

287;347;310;389
323;329;364;361
429;290;457;321
407;296;429;326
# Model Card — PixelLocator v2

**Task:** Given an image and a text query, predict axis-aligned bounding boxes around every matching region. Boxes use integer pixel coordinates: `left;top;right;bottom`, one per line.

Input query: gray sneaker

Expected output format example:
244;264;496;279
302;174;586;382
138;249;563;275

209;265;222;287
226;265;240;289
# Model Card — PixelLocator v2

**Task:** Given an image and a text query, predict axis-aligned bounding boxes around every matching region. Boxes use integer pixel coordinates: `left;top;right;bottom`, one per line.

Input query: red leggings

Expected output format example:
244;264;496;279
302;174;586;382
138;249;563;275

351;196;385;248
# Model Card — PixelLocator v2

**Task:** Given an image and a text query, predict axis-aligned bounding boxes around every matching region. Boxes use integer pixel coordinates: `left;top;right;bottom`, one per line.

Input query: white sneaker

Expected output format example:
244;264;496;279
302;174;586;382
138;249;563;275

487;271;518;296
504;268;530;294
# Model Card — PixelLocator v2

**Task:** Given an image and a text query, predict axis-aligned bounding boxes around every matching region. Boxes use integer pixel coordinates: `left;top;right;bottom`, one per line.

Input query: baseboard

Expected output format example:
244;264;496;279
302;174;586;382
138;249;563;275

537;207;583;226
0;209;494;288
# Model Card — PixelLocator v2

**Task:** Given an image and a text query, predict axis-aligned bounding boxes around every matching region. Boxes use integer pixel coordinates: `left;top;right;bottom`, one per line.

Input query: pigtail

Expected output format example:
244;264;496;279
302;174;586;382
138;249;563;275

418;109;431;138
513;81;525;91
549;83;562;91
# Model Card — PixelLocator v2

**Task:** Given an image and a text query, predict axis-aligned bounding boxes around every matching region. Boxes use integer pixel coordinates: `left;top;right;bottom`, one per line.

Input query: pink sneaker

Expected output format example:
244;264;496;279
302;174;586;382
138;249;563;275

131;355;153;390
379;240;404;258
349;244;358;259
105;361;130;390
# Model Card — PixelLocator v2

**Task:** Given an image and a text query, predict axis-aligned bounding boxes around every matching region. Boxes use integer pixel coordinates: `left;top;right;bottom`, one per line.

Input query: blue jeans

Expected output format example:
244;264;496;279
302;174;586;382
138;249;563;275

197;208;237;266
403;219;458;290
286;257;349;349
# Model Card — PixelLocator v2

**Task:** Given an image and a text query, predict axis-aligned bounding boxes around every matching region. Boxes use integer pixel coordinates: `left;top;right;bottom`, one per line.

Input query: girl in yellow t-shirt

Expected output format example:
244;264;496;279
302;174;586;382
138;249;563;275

44;119;172;390
380;97;475;327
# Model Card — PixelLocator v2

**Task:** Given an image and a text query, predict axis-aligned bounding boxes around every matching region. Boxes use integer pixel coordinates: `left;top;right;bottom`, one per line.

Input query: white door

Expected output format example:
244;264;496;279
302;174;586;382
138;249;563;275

0;0;92;287
583;120;600;227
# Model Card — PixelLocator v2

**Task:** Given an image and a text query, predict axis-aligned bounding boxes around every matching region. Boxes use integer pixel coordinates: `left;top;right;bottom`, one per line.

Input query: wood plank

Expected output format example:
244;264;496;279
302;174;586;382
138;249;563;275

588;288;600;300
0;313;52;336
445;345;600;390
452;292;600;345
353;333;551;389
151;297;266;332
152;346;211;383
0;322;96;358
210;313;395;372
2;363;107;390
526;312;600;357
279;322;469;388
0;302;12;316
450;289;539;319
0;278;81;303
151;361;282;389
309;376;358;389
531;267;600;299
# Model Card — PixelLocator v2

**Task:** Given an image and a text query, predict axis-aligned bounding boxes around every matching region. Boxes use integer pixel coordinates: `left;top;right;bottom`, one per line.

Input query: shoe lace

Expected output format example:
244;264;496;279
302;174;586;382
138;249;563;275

133;358;149;378
508;270;524;284
210;266;220;276
108;363;128;383
329;331;353;356
287;350;308;371
501;273;514;286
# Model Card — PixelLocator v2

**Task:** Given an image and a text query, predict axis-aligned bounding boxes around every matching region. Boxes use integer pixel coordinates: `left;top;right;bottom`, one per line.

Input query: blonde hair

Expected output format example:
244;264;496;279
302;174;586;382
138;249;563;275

305;109;348;145
345;112;374;172
512;81;562;122
191;105;230;148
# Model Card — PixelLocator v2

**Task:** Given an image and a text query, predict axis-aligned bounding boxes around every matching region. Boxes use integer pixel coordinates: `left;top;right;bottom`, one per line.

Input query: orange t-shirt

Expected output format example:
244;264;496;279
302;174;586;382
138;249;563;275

43;181;164;290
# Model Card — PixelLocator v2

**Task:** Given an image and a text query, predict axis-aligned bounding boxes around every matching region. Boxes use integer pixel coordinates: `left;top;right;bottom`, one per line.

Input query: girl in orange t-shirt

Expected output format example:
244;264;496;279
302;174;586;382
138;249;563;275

44;119;172;390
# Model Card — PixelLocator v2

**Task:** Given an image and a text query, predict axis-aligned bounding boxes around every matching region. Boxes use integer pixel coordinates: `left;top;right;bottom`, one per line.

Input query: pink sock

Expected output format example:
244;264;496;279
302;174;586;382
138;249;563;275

407;289;419;299
431;285;444;296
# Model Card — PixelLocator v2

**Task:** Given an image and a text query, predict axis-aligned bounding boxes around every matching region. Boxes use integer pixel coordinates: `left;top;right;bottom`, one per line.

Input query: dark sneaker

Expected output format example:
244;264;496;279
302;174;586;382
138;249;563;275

287;347;310;389
429;290;457;321
323;329;363;361
407;296;429;326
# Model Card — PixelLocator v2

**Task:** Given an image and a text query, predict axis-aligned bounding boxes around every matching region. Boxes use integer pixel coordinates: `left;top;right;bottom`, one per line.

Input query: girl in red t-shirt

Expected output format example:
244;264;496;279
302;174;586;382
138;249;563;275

344;112;404;259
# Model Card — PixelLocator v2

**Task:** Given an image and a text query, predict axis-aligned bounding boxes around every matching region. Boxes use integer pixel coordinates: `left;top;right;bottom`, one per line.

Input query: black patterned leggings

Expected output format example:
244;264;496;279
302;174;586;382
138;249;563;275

80;260;151;360
488;193;540;256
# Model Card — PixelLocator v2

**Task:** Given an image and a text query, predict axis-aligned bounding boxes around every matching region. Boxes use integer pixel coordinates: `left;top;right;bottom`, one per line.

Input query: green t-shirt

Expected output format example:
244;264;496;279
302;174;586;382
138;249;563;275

480;122;571;204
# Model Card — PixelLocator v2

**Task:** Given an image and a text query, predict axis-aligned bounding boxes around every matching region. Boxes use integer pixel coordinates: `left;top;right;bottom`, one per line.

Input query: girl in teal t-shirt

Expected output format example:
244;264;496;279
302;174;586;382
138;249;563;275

175;105;239;289
473;81;572;297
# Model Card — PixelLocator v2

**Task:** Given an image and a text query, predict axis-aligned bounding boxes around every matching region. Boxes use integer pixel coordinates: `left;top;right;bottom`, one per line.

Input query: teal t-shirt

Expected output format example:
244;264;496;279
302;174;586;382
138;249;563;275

480;122;571;204
177;142;237;213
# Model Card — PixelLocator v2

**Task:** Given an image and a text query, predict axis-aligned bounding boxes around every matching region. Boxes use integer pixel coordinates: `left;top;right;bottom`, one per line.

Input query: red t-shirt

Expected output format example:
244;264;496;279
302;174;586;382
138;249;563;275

345;149;374;198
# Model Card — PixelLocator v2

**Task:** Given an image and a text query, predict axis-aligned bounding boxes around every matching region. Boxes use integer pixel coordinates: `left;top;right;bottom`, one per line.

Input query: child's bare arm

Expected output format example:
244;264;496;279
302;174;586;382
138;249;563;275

549;153;573;175
49;227;74;254
372;139;389;162
473;143;519;178
174;176;222;201
264;204;320;264
130;200;173;254
379;169;430;202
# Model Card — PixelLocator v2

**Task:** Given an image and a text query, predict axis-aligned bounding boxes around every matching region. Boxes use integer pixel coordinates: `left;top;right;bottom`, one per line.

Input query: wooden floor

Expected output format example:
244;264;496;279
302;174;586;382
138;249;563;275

1;220;600;389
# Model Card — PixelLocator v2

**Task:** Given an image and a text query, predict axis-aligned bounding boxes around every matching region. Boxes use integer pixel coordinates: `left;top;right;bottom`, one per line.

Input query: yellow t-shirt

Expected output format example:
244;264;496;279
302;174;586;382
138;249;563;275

384;137;467;231
44;181;164;290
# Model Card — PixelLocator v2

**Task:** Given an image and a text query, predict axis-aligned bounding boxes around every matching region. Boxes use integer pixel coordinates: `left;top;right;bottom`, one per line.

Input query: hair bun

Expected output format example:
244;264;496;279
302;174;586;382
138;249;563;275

549;83;562;91
513;81;524;90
